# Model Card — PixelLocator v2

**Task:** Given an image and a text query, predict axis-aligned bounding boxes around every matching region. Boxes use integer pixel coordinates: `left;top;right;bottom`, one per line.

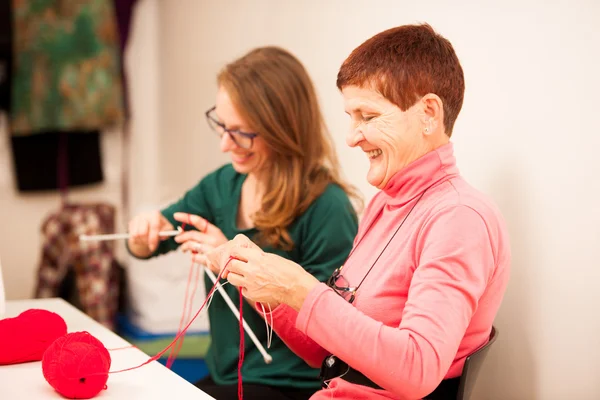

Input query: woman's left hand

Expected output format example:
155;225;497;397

222;241;320;311
173;212;228;272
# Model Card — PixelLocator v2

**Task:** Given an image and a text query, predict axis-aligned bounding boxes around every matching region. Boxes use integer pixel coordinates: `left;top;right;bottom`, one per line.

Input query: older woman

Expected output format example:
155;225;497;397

208;24;510;400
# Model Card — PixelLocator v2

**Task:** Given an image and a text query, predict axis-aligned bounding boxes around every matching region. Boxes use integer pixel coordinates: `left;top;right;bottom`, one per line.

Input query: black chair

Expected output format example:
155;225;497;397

456;326;499;400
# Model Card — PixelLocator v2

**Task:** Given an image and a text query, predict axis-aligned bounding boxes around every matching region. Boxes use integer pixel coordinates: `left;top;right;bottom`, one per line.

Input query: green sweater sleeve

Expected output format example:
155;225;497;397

297;185;358;282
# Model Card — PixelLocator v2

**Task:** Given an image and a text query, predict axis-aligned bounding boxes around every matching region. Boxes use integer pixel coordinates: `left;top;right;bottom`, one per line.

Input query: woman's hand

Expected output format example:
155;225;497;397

212;235;320;311
173;212;228;272
128;211;175;258
204;234;260;275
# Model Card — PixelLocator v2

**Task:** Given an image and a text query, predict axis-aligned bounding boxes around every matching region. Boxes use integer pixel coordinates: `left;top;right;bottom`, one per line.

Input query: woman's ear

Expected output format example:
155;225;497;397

420;93;444;135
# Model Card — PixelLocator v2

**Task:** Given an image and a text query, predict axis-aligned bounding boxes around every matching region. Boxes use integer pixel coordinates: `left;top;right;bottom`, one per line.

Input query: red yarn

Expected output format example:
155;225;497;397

165;223;245;400
170;261;201;367
42;332;111;399
106;345;136;351
166;220;202;369
0;309;67;365
107;258;232;374
37;257;239;399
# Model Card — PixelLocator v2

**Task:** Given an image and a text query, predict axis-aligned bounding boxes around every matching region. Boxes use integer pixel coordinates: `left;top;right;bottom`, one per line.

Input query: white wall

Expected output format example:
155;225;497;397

156;1;600;399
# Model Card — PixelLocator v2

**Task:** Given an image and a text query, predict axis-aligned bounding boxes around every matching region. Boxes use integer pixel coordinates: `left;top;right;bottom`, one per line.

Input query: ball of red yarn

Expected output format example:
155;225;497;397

0;309;67;365
42;331;111;399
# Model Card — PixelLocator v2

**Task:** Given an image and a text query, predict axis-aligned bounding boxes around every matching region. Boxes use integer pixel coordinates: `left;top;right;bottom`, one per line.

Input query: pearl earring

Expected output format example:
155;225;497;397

424;127;429;133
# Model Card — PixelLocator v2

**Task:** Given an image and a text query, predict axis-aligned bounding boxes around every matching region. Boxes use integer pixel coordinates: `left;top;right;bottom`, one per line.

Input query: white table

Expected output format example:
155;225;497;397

0;298;215;399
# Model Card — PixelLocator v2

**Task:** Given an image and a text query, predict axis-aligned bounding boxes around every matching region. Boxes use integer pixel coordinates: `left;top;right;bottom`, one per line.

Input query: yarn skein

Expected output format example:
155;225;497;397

42;331;111;399
0;309;67;365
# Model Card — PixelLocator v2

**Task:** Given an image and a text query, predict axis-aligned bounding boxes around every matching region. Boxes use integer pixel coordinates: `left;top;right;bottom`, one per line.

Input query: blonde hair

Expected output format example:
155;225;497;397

218;46;362;250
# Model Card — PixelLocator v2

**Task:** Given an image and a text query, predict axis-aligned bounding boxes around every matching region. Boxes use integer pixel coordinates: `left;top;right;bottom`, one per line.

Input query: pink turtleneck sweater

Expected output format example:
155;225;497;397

268;143;511;399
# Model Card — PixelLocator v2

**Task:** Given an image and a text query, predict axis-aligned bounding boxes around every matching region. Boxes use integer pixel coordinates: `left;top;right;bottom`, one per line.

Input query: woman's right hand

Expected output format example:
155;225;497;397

205;234;260;275
128;211;174;258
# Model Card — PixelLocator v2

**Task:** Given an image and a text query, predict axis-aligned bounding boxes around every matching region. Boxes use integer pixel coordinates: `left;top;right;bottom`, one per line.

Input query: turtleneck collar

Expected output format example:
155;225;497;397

382;142;459;206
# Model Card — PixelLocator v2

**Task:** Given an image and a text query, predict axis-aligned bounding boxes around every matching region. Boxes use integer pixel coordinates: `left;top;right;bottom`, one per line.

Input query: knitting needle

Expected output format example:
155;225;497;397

79;227;183;242
204;267;273;364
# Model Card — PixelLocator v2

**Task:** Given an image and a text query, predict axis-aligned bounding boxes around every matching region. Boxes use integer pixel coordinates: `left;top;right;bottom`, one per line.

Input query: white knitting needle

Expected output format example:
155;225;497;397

79;227;183;242
204;266;273;364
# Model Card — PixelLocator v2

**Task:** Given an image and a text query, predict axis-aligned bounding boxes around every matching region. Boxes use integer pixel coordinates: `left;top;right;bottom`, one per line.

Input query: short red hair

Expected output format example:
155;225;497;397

337;23;465;136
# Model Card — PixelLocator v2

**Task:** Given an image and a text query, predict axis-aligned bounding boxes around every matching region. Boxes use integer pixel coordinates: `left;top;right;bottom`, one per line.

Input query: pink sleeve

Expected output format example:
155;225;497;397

295;206;496;399
262;303;330;368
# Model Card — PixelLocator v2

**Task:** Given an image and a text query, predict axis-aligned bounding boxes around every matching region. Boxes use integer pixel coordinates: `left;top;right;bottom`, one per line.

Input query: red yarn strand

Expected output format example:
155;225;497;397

166;244;198;368
107;345;136;351
168;261;200;367
167;216;211;368
106;258;232;374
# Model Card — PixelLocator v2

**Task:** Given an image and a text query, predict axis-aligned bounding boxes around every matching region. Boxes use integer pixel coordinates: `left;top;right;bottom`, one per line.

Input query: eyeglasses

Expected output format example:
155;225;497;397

327;266;358;304
205;106;258;150
325;188;428;306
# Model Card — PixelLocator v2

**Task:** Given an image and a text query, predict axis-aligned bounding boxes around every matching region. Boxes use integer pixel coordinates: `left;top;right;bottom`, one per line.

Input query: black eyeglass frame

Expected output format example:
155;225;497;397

327;266;358;304
205;106;258;149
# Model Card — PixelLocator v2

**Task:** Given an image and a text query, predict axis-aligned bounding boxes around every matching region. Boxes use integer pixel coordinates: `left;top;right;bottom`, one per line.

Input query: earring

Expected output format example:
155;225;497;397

424;127;429;133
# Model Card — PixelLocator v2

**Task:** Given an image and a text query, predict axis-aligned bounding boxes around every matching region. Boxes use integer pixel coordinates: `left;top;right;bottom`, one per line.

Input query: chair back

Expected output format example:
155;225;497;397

456;326;498;400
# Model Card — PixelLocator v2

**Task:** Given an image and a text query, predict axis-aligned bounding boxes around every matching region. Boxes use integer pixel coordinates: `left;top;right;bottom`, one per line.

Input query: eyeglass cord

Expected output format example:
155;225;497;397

335;187;429;298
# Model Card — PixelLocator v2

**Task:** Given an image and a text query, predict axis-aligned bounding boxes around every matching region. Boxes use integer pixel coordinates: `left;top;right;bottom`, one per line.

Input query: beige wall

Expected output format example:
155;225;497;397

1;0;600;398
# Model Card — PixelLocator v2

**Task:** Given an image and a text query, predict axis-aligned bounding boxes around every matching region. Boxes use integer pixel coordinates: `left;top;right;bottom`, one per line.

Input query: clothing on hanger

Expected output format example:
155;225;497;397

10;130;103;192
114;0;138;118
0;0;12;113
35;202;122;330
10;0;125;135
